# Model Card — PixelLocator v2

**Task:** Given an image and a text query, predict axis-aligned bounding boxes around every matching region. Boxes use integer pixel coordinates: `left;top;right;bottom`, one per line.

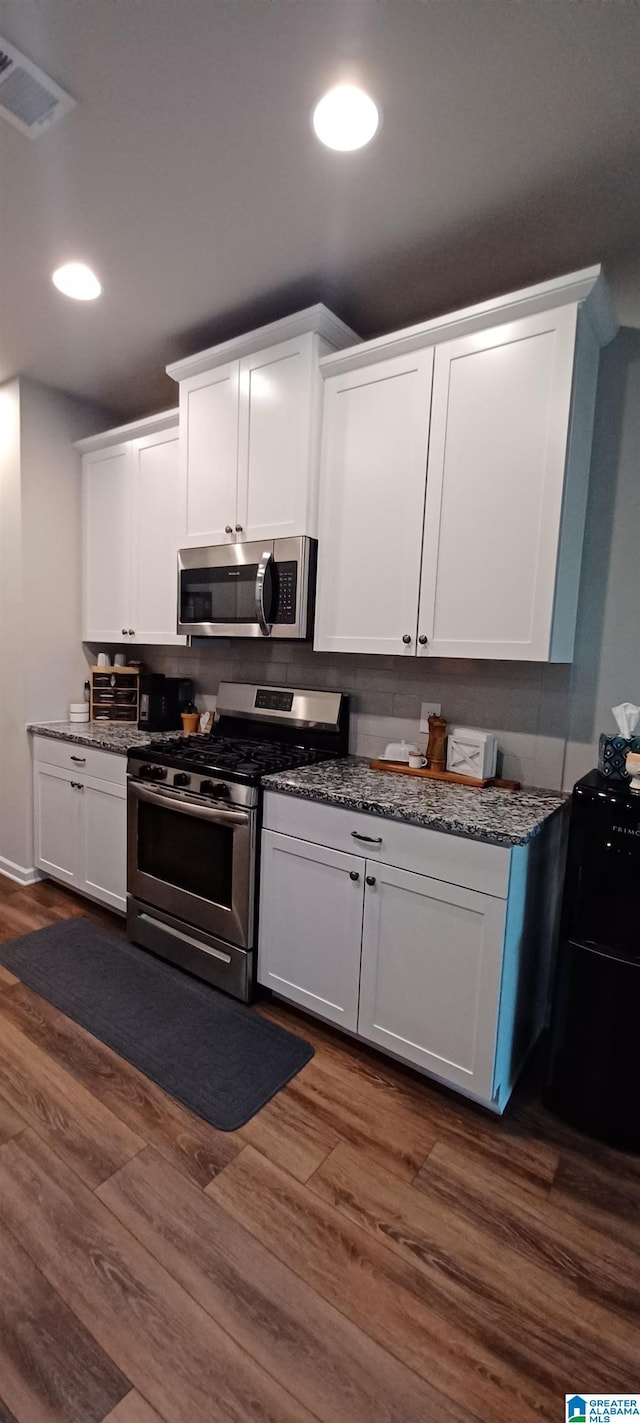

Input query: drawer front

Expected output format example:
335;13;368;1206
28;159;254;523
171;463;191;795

262;791;510;898
31;735;127;788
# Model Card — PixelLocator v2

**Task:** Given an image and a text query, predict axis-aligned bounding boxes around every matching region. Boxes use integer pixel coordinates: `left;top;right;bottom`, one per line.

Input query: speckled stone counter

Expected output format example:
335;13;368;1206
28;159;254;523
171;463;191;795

27;722;183;754
263;758;568;848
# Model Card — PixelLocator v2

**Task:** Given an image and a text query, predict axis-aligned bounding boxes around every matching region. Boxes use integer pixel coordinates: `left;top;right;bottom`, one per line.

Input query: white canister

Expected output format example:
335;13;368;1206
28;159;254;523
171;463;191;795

97;652;109;668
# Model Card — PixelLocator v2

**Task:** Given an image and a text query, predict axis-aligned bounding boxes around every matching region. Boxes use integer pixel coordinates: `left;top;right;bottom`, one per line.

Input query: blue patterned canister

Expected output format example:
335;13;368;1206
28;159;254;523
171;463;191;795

598;734;635;780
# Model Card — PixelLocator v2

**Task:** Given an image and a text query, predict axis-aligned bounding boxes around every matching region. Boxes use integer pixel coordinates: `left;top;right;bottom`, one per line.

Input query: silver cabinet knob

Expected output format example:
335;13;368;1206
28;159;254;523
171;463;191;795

128;629;135;637
349;870;360;882
225;525;233;534
418;635;428;645
235;524;244;533
366;875;377;887
402;634;411;645
121;628;127;636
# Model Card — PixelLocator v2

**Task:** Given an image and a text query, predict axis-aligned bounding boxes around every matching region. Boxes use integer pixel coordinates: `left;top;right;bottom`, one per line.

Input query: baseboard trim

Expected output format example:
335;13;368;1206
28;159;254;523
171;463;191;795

0;857;44;888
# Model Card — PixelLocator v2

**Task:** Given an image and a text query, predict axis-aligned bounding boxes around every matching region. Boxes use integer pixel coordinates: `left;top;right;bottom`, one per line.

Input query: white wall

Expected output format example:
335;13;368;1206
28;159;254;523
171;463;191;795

0;378;112;882
0;380;31;877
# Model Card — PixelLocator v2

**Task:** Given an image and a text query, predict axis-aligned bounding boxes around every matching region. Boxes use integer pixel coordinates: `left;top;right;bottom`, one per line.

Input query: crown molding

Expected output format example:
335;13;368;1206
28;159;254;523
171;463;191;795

319;266;618;379
74;407;179;453
166;304;360;382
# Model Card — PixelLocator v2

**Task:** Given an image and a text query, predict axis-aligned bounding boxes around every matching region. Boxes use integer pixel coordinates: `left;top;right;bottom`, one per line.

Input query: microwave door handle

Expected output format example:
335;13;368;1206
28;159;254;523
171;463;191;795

255;550;273;637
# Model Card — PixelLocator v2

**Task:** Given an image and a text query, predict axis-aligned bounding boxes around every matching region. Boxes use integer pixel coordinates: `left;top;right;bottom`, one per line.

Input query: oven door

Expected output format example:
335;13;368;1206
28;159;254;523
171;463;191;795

127;780;254;948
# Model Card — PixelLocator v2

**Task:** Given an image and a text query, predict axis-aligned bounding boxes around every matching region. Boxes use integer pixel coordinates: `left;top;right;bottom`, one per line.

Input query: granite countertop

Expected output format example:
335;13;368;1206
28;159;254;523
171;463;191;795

263;758;568;848
27;721;183;753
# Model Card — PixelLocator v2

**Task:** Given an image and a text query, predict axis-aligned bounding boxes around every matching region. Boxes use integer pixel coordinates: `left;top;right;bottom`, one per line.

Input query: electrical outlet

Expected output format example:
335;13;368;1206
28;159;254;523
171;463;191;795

419;702;442;733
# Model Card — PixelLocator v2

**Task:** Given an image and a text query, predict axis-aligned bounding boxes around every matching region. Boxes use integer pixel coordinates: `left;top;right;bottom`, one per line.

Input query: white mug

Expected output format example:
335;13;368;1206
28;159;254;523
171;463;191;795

409;754;427;769
97;652;109;667
114;653;126;667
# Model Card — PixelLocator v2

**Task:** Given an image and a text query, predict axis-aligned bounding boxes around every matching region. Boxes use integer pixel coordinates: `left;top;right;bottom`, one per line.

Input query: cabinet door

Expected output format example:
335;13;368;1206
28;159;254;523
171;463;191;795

83;444;132;641
258;830;365;1030
130;428;186;644
417;306;577;660
236;334;318;542
314;349;434;655
33;764;82;887
359;862;506;1102
81;778;127;913
180;362;240;546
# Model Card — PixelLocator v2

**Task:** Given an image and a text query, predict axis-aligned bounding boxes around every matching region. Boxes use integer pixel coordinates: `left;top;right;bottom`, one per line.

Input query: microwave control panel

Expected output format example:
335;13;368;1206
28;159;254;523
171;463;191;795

274;562;297;624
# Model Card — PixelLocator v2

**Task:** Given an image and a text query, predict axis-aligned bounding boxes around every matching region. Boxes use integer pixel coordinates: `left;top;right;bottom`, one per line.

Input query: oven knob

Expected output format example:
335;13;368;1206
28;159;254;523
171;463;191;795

142;765;166;780
200;780;230;799
174;772;190;787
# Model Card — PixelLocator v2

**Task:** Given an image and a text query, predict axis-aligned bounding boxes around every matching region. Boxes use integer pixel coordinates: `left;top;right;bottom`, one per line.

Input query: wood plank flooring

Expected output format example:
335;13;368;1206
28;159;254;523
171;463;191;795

0;872;638;1423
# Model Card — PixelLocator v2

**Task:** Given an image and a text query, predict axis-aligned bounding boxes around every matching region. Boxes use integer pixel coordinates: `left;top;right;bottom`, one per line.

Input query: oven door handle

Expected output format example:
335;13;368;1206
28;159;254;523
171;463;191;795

255;550;273;637
131;781;250;828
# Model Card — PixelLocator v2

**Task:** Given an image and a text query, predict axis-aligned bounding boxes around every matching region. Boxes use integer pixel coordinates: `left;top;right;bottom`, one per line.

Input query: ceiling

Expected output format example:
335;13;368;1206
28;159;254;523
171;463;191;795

1;0;640;419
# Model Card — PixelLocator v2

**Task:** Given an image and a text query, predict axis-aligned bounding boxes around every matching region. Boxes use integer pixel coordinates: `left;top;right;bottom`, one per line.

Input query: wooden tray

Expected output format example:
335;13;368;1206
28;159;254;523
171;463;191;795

369;760;520;791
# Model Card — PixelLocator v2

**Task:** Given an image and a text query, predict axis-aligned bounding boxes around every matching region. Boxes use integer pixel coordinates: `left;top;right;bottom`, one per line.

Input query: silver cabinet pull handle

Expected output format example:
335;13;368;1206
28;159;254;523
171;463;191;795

255;549;273;637
70;755;86;763
402;633;411;645
225;525;233;534
418;635;428;645
349;870;360;882
70;781;84;790
351;831;382;844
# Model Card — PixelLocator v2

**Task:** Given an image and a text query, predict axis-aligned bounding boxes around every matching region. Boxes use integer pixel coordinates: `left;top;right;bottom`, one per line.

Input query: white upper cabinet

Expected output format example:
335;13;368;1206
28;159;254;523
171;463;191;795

78;411;185;645
418;305;581;660
130;427;185;644
82;443;132;643
315;266;616;662
179;362;240;545
167;306;358;548
314;350;434;656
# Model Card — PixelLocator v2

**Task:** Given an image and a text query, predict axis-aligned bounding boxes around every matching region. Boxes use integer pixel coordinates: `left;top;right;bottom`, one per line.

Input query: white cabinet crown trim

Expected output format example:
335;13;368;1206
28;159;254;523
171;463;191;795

75;408;178;453
165;304;359;382
319;265;616;378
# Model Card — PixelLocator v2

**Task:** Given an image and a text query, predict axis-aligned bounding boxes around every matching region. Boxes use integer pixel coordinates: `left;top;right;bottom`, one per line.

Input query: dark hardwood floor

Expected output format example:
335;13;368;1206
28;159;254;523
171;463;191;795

0;872;638;1422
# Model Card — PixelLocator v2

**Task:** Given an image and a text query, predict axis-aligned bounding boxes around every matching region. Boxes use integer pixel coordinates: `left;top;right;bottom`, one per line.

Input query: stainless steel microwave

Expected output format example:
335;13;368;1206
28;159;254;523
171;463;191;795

177;536;317;639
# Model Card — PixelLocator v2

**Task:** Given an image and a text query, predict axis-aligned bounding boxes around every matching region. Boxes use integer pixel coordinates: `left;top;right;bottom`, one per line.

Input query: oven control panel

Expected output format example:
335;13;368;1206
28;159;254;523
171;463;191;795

129;757;258;808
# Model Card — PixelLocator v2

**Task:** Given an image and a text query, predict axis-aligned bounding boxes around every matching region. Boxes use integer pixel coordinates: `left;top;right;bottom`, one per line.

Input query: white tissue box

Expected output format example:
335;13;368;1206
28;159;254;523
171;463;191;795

446;727;498;781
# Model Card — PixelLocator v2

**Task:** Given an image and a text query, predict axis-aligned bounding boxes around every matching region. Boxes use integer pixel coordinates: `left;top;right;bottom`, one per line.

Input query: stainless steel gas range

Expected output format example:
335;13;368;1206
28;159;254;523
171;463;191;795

127;682;349;1000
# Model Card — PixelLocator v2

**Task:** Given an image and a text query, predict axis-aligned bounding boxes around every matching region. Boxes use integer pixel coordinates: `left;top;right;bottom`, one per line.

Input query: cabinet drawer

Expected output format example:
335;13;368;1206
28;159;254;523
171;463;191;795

262;791;510;898
31;736;127;788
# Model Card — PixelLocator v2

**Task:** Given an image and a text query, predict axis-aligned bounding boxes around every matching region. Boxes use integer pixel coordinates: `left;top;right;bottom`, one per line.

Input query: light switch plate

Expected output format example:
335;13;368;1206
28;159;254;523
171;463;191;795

420;702;442;732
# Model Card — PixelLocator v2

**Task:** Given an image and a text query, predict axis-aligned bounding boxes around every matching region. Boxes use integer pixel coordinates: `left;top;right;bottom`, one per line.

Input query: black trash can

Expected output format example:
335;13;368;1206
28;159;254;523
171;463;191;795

544;770;640;1152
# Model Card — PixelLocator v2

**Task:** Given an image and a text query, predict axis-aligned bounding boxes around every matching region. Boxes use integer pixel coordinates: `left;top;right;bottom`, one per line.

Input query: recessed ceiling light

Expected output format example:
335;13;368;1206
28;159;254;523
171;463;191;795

52;262;101;301
312;84;379;151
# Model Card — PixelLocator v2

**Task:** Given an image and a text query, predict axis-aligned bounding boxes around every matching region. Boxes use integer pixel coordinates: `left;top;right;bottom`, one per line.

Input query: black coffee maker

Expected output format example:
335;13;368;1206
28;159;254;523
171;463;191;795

545;770;640;1151
138;675;194;732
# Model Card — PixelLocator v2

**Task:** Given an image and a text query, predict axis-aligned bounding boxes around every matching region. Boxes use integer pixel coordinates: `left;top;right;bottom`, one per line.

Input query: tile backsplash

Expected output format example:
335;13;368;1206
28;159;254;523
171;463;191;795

88;640;573;788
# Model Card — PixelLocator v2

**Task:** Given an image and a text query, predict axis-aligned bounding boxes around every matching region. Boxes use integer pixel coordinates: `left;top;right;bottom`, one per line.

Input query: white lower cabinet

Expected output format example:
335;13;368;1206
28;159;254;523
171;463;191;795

358;862;506;1103
81;779;127;913
260;791;562;1110
33;741;127;913
259;831;365;1030
34;764;83;888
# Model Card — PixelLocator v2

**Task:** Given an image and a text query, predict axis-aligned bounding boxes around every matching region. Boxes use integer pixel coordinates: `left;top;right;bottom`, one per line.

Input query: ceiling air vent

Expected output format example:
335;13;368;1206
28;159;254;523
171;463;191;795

0;35;75;138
